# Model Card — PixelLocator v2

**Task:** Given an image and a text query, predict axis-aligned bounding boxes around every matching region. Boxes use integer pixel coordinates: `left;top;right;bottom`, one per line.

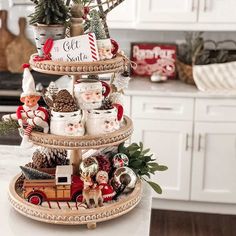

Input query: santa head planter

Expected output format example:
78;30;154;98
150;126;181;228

16;64;49;148
96;171;115;202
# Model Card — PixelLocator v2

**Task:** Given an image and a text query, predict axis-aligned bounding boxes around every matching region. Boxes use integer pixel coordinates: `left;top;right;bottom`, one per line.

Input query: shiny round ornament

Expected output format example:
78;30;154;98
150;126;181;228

112;153;129;169
79;156;99;176
112;167;137;193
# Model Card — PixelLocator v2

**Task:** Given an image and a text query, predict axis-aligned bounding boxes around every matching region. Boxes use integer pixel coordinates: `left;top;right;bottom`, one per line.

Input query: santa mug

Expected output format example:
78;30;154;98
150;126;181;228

74;80;110;110
50;110;85;136
97;39;119;60
86;104;124;135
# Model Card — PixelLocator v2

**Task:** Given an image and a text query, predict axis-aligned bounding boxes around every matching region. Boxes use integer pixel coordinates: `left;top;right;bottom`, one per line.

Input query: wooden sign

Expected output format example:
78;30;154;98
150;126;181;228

131;42;177;78
51;33;99;62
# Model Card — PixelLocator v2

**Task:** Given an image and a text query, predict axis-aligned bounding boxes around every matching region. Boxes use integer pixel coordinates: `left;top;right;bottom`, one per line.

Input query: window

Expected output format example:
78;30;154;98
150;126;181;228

58;177;68;183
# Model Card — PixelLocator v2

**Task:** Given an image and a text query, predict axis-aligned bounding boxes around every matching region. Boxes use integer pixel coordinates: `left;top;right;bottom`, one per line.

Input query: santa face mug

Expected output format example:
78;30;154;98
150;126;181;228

74;80;110;110
97;39;119;60
50;110;85;136
86;104;124;135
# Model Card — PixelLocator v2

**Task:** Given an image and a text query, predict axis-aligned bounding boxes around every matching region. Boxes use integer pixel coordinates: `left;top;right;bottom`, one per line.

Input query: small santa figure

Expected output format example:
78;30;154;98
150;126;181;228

96;170;115;202
16;64;49;147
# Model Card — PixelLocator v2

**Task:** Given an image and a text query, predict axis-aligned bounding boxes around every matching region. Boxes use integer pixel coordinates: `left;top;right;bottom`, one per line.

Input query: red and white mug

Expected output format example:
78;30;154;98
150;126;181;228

97;38;119;60
86;103;124;135
74;79;110;110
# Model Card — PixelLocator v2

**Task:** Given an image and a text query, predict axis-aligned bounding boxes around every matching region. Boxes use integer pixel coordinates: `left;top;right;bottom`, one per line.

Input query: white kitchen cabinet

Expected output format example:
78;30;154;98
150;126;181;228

198;0;236;23
132;119;193;200
137;0;198;23
191;122;236;204
106;0;136;28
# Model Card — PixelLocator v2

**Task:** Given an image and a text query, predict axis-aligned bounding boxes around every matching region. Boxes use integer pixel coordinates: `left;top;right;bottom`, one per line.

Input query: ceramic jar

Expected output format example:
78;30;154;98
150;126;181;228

74;80;110;110
86;104;124;135
50;110;85;136
97;38;119;60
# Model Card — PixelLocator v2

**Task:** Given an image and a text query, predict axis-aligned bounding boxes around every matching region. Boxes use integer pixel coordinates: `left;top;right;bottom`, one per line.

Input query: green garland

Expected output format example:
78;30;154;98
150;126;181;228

0;120;19;135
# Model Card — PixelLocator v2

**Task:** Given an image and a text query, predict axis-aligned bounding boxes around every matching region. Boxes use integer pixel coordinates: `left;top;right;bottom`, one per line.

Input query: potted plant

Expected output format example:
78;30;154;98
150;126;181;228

29;0;70;57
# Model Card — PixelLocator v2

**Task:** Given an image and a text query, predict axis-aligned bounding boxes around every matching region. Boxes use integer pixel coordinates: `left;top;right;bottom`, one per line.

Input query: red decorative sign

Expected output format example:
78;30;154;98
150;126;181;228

131;43;177;78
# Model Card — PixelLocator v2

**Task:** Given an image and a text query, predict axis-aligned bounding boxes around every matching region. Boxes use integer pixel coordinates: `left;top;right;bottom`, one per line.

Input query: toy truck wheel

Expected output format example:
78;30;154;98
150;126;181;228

74;192;83;203
28;194;43;205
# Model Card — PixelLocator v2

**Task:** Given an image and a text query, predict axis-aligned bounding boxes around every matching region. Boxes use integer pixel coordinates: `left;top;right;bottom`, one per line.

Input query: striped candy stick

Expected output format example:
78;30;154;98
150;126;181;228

88;33;99;61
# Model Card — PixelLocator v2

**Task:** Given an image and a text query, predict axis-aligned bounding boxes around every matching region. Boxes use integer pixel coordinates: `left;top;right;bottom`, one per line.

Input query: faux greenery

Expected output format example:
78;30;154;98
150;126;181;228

89;9;107;40
178;32;204;65
118;142;168;194
29;0;70;25
0;120;19;135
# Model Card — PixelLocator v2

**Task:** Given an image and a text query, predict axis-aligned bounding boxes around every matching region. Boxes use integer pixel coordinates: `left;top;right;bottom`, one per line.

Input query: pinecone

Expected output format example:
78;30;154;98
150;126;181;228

53;89;78;112
25;162;38;169
32;149;49;168
96;154;111;173
100;97;113;110
15;174;25;191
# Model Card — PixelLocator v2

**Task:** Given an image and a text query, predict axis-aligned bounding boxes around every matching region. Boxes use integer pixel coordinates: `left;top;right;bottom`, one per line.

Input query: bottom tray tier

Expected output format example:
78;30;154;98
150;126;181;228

8;174;142;229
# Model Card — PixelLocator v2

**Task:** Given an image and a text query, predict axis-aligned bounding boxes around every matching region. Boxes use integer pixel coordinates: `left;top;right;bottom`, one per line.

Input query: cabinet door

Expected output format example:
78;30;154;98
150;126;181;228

132;119;193;200
106;0;135;28
137;0;198;23
198;0;236;23
191;122;236;203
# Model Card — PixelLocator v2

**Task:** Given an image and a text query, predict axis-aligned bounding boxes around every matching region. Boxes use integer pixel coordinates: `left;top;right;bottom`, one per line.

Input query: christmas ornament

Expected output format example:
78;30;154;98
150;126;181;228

96;171;115;202
112;72;131;91
79;157;99;176
112;153;129;169
112;167;137;193
95;154;111;173
53;89;78;112
16;64;49;148
20;166;54;180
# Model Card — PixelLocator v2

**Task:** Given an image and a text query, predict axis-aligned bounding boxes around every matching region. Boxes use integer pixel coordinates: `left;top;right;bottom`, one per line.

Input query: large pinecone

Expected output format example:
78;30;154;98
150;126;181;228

53;89;78;112
100;97;113;110
28;148;69;169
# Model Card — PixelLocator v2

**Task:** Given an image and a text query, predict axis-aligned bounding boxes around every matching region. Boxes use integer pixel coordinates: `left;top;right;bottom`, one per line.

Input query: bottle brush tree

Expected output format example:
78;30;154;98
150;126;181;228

29;0;70;25
89;10;107;40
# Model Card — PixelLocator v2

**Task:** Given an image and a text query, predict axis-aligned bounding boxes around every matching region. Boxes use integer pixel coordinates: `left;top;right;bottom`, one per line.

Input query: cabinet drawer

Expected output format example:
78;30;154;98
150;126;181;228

131;96;194;120
196;99;236;122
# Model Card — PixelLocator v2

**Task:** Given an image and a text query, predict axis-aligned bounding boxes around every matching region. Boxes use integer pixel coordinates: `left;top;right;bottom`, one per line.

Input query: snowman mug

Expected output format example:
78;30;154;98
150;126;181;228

74;79;110;110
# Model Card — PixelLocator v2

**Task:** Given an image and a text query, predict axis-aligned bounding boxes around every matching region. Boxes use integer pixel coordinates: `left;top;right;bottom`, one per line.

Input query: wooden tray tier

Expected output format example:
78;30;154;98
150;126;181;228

29;116;133;150
29;54;126;75
8;175;142;228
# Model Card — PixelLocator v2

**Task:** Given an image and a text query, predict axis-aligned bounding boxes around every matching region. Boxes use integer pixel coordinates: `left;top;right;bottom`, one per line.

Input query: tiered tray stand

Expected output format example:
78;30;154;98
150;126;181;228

8;56;143;229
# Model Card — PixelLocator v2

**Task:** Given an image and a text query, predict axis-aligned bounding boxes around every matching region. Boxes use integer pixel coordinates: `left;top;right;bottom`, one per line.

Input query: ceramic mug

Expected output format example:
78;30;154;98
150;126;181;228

74;80;110;110
50;110;85;136
97;38;119;60
86;104;124;135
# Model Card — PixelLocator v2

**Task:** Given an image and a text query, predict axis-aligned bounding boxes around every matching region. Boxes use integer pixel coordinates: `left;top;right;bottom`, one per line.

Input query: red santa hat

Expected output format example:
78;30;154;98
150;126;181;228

21;64;41;98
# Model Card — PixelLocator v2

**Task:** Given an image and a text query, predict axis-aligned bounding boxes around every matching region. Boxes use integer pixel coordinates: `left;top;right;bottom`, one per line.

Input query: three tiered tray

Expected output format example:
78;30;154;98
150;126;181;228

8;56;143;229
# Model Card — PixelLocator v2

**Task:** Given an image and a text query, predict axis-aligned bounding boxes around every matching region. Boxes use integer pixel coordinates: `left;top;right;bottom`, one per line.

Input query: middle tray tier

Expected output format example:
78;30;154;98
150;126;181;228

29;116;133;149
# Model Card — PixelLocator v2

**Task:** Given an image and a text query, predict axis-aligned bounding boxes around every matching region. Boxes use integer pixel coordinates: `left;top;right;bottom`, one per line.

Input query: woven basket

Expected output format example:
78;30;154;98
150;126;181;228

176;59;195;85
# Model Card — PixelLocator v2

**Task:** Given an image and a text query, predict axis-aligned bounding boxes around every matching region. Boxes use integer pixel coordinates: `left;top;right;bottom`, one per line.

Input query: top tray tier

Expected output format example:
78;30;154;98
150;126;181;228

29;54;126;76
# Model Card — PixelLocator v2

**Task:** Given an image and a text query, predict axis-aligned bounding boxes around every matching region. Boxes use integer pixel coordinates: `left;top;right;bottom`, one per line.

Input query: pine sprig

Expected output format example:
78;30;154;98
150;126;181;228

118;142;168;194
0;120;19;135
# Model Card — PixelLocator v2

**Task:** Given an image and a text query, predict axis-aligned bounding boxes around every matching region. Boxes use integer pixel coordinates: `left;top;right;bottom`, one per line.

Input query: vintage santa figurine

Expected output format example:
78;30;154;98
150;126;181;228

96;171;115;202
16;64;49;147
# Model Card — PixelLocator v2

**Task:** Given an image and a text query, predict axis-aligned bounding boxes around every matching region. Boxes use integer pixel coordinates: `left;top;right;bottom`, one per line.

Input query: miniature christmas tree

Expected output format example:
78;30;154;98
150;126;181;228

89;10;107;40
29;0;70;25
20;166;54;180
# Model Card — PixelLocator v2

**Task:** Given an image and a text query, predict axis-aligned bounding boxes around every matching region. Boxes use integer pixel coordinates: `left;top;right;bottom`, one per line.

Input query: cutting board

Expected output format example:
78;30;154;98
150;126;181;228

0;10;15;71
6;17;36;73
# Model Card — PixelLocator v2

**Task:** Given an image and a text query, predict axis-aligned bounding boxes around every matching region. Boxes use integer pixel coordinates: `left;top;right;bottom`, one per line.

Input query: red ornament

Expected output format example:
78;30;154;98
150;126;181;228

96;155;111;173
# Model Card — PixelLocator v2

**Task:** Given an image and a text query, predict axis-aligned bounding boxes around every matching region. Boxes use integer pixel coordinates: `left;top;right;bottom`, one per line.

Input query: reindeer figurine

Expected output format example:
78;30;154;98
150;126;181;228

81;173;103;208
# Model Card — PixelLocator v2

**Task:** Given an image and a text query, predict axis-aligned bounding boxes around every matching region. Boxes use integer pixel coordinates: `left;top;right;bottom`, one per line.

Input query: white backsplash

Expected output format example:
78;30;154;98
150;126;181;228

1;2;236;56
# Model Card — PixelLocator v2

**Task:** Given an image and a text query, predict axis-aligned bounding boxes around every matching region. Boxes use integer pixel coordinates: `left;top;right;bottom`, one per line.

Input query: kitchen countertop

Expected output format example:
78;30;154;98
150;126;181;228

0;146;152;236
125;78;236;98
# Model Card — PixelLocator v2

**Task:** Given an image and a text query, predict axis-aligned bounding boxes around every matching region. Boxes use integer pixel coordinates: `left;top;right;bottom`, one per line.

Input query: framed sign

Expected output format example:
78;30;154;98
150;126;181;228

51;33;99;62
131;42;177;78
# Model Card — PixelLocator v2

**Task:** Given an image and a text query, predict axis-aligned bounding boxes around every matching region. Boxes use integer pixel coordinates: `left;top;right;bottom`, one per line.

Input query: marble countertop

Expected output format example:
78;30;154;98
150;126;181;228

0;146;152;236
125;78;236;98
